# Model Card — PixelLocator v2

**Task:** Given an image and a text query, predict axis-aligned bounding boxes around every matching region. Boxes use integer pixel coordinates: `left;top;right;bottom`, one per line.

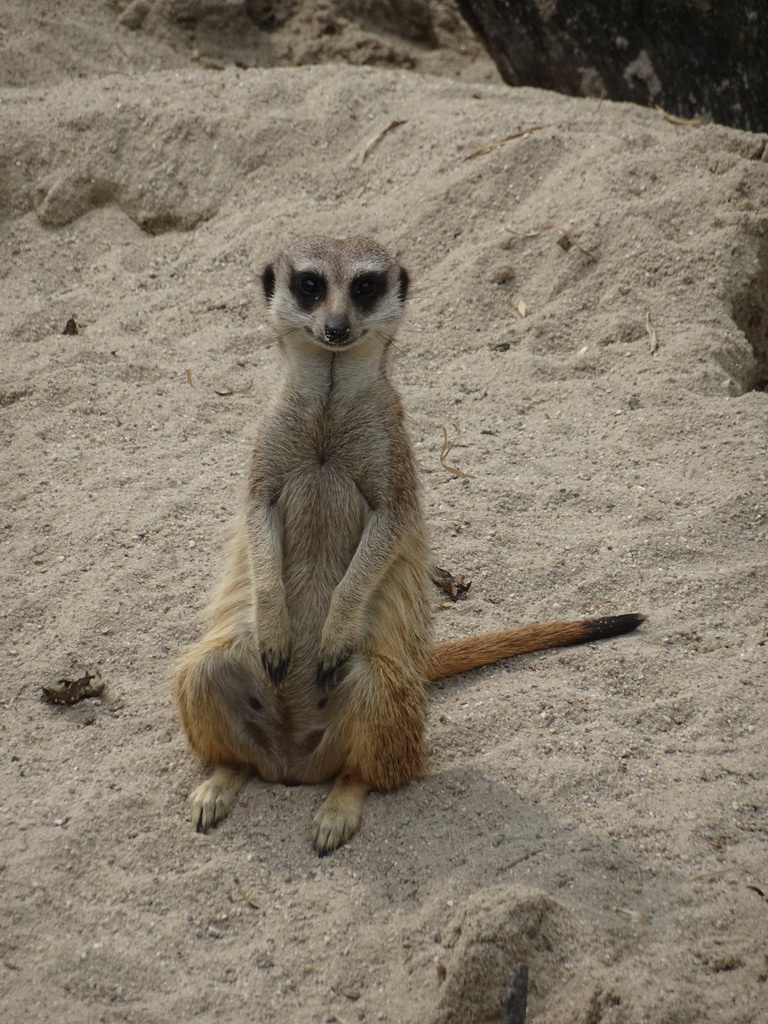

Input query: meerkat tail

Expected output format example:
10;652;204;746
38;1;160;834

426;613;645;681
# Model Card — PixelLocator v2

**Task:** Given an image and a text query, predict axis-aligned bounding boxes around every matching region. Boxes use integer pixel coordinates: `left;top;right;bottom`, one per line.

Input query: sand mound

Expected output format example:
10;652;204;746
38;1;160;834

2;6;767;1023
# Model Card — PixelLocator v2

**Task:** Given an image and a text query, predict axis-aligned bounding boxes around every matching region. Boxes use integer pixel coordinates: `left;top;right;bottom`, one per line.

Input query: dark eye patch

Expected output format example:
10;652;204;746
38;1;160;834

262;263;275;301
291;271;326;309
350;272;387;310
398;267;409;303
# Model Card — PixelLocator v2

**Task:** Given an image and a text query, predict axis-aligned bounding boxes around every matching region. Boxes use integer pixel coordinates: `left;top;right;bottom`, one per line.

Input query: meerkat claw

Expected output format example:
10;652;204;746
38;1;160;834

315;653;350;689
260;649;288;685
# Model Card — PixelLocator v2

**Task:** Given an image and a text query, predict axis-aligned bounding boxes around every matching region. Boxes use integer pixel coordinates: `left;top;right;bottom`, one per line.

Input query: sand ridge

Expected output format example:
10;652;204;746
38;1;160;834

2;4;767;1022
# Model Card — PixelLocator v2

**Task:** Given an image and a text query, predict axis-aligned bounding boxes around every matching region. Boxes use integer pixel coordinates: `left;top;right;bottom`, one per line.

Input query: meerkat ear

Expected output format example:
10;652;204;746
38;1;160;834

398;267;409;303
262;263;276;303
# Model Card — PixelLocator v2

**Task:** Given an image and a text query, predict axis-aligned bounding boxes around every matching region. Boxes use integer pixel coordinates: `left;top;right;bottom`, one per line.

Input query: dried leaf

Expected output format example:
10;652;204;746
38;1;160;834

42;667;104;705
432;566;472;602
62;318;78;336
517;300;527;318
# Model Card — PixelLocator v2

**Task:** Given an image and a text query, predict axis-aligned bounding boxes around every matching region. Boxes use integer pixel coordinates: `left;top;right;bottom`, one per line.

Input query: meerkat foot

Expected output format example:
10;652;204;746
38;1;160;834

189;766;246;833
312;776;368;856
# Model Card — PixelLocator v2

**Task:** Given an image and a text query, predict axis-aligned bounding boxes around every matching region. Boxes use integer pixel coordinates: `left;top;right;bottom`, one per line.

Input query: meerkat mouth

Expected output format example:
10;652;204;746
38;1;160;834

319;336;354;349
311;328;360;350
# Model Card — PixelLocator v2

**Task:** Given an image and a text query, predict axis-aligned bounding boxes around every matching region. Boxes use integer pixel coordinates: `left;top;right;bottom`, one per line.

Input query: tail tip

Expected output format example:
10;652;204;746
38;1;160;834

585;612;645;642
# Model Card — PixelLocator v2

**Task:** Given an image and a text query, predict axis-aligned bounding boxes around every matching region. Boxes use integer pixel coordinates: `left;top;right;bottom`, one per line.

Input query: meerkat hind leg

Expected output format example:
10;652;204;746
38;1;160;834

189;765;247;834
312;776;368;857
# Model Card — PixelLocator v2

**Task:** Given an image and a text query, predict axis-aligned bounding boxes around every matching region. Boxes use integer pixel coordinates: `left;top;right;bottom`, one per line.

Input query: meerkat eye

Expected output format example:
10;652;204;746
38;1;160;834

353;277;376;298
351;273;385;304
294;273;325;300
299;275;321;296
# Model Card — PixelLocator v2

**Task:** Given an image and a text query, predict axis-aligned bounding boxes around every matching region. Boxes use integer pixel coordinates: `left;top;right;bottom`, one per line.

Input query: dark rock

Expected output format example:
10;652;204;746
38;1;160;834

457;0;768;131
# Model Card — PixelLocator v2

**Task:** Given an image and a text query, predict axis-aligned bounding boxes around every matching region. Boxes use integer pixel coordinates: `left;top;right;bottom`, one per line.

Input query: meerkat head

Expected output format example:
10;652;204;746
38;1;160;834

261;236;409;351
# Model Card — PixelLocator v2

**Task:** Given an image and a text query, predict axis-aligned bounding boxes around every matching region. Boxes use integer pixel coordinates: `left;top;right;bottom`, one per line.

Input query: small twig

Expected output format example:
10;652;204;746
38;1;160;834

186;368;194;386
238;886;260;910
232;876;260;909
654;105;700;127
439;426;474;479
498;848;542;872
465;124;549;160
363;119;407;161
615;906;650;923
214;384;252;396
645;311;658;354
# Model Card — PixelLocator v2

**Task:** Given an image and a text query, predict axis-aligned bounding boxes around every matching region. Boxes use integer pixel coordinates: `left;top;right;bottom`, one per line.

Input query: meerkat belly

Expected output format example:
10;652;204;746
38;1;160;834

263;460;367;778
246;682;344;784
280;459;368;618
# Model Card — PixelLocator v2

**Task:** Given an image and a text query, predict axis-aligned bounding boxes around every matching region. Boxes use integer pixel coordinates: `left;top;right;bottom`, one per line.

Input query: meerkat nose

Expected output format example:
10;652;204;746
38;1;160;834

324;315;351;345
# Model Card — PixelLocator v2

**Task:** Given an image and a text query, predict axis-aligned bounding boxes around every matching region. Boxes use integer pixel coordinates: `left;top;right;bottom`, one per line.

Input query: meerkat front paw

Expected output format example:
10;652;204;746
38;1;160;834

315;649;352;689
256;588;292;684
188;767;245;833
260;643;290;685
316;614;361;687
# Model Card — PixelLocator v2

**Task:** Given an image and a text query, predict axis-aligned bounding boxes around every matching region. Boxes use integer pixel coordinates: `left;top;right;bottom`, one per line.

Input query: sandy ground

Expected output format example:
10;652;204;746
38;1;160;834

2;3;768;1023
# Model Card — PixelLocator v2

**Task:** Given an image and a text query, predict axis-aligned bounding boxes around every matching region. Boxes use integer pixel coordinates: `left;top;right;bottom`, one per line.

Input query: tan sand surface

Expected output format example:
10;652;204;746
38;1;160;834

2;3;767;1022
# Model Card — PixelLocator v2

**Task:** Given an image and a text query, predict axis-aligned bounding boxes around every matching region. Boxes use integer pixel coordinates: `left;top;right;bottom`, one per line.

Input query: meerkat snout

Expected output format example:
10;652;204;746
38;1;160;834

261;236;409;351
323;312;351;346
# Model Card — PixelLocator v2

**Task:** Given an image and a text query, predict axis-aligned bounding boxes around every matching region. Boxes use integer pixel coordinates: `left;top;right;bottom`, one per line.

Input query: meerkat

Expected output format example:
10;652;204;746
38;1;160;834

172;235;643;856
